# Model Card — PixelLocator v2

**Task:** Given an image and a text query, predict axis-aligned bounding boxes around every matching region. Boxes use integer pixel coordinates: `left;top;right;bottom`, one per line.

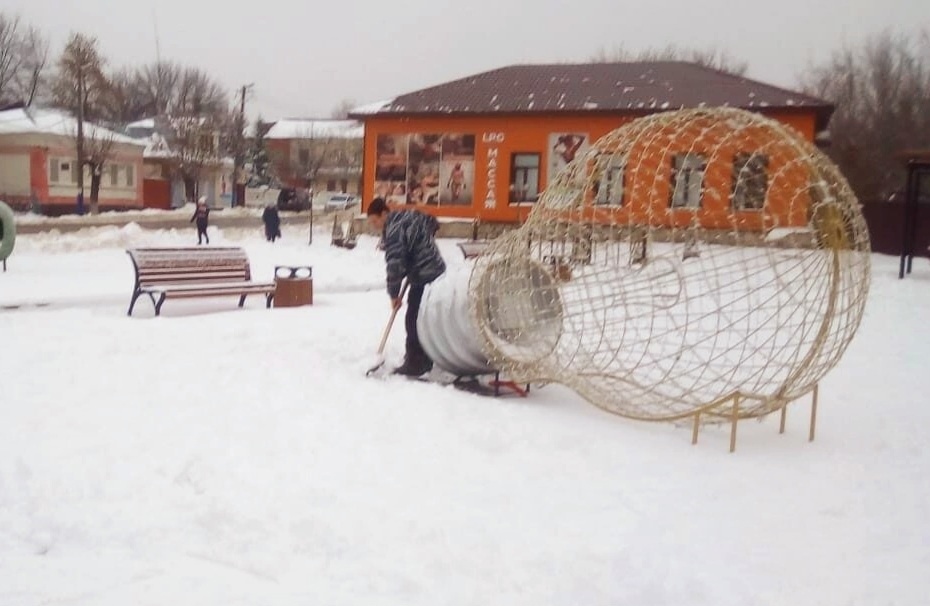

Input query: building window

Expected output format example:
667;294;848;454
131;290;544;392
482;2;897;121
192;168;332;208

326;179;336;191
125;164;134;187
298;149;310;167
670;153;706;209
49;159;59;183
509;153;540;204
110;165;119;186
595;156;625;206
340;179;348;192
732;152;768;210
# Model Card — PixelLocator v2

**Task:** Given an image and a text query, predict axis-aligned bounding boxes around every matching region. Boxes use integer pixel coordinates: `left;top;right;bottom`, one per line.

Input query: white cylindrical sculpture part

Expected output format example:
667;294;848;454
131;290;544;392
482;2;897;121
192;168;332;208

418;265;496;376
419;257;566;377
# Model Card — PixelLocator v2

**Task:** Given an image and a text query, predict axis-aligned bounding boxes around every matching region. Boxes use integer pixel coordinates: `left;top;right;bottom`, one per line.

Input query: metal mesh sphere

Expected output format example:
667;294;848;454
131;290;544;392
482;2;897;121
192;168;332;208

469;107;871;422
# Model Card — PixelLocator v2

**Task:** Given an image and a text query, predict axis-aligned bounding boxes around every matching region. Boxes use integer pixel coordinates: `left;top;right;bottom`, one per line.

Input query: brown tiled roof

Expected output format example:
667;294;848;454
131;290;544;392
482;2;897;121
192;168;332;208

355;62;833;130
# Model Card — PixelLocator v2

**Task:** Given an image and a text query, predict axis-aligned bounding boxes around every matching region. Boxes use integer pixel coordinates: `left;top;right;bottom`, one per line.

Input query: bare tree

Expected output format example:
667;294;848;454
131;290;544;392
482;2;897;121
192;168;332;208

589;44;748;76
0;13;48;107
106;67;149;124
100;61;230;125
167;114;221;201
800;30;930;201
52;32;112;213
84;126;117;207
137;60;181;116
15;24;48;107
0;13;23;104
330;98;357;119
133;61;226;117
174;66;228;116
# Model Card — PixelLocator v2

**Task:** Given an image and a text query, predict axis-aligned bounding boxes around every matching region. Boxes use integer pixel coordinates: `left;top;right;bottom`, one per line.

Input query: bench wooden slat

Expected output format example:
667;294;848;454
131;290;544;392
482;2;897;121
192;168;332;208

145;284;275;296
144;282;275;293
140;273;253;284
126;247;279;316
158;288;275;300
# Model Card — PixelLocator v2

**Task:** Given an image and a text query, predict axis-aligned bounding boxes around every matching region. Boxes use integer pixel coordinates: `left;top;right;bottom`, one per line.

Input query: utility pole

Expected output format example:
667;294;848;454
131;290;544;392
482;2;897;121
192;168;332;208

232;84;253;207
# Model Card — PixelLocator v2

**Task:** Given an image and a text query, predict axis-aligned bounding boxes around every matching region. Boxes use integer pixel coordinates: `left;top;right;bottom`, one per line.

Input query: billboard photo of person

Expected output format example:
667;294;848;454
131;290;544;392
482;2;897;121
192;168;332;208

439;134;476;206
408;163;441;206
548;133;588;183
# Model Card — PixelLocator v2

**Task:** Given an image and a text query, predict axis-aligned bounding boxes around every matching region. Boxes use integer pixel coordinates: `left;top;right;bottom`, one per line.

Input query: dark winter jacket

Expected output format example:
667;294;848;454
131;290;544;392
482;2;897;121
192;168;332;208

262;206;281;230
190;204;209;226
382;209;445;298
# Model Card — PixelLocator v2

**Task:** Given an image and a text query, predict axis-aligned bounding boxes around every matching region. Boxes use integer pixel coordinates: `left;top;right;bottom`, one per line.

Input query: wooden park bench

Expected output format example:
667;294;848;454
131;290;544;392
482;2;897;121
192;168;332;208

126;247;276;316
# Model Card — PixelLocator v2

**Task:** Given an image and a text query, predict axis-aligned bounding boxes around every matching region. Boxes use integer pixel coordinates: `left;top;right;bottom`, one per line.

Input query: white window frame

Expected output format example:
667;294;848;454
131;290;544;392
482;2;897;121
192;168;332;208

732;152;769;211
595;155;625;206
670;153;707;209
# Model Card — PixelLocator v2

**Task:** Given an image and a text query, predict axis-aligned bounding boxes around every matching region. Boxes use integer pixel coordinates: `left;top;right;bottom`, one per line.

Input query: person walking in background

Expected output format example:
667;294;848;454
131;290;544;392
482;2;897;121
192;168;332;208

262;201;281;242
366;197;446;376
190;196;210;245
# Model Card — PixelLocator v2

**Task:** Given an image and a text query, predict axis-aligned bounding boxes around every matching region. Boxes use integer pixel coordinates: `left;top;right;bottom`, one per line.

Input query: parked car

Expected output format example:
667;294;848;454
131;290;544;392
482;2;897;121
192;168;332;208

323;193;360;212
277;188;311;212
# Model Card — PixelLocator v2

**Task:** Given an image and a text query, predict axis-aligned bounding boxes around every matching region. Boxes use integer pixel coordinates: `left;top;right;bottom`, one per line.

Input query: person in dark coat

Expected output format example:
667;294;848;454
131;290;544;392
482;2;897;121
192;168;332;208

366;197;446;376
262;202;281;242
190;196;210;244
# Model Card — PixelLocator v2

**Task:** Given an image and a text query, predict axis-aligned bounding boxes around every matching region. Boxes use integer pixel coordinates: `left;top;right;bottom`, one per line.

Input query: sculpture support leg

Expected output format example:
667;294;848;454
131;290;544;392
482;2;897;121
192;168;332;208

809;384;819;442
729;394;740;453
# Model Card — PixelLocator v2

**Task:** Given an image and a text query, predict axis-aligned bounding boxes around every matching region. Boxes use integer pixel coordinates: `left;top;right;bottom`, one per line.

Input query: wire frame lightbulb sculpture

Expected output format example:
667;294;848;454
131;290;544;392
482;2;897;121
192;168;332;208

469;107;871;422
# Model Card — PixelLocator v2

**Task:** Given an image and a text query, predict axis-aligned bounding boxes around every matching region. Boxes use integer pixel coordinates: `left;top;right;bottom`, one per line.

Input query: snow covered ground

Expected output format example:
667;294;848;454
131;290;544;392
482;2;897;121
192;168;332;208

1;220;928;605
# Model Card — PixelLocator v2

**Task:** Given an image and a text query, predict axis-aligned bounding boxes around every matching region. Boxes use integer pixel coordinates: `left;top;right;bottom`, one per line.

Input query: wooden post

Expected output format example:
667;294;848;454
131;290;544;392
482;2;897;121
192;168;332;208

779;403;788;434
691;413;700;445
809;384;819;442
729;394;740;453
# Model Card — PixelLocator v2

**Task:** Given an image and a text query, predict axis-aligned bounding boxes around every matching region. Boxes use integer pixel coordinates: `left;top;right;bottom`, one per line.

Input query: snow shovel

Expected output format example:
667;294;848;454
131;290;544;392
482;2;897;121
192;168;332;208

366;280;409;376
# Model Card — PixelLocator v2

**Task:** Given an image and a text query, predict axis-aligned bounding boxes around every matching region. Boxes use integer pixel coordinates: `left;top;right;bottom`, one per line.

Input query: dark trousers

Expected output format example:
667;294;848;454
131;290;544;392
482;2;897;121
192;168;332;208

196;220;209;244
405;282;427;362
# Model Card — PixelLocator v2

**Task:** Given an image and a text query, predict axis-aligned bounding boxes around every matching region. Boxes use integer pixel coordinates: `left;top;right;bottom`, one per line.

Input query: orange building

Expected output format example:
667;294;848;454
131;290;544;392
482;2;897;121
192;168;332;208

350;62;832;225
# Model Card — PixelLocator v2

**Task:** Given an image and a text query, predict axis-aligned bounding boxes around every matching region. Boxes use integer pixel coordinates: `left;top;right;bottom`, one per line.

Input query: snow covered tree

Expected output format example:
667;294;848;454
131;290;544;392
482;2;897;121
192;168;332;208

248;116;272;186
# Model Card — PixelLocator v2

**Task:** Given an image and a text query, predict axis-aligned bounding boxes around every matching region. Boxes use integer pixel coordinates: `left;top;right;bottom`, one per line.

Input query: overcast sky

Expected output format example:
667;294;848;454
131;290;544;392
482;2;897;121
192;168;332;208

5;0;929;121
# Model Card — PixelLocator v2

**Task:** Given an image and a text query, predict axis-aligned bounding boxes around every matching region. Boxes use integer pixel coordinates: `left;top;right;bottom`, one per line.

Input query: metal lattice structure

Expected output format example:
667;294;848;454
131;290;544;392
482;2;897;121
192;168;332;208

467;107;871;424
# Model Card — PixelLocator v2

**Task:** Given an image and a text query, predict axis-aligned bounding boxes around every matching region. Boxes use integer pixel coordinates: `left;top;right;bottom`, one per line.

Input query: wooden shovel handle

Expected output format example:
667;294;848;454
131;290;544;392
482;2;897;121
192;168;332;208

375;280;409;355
